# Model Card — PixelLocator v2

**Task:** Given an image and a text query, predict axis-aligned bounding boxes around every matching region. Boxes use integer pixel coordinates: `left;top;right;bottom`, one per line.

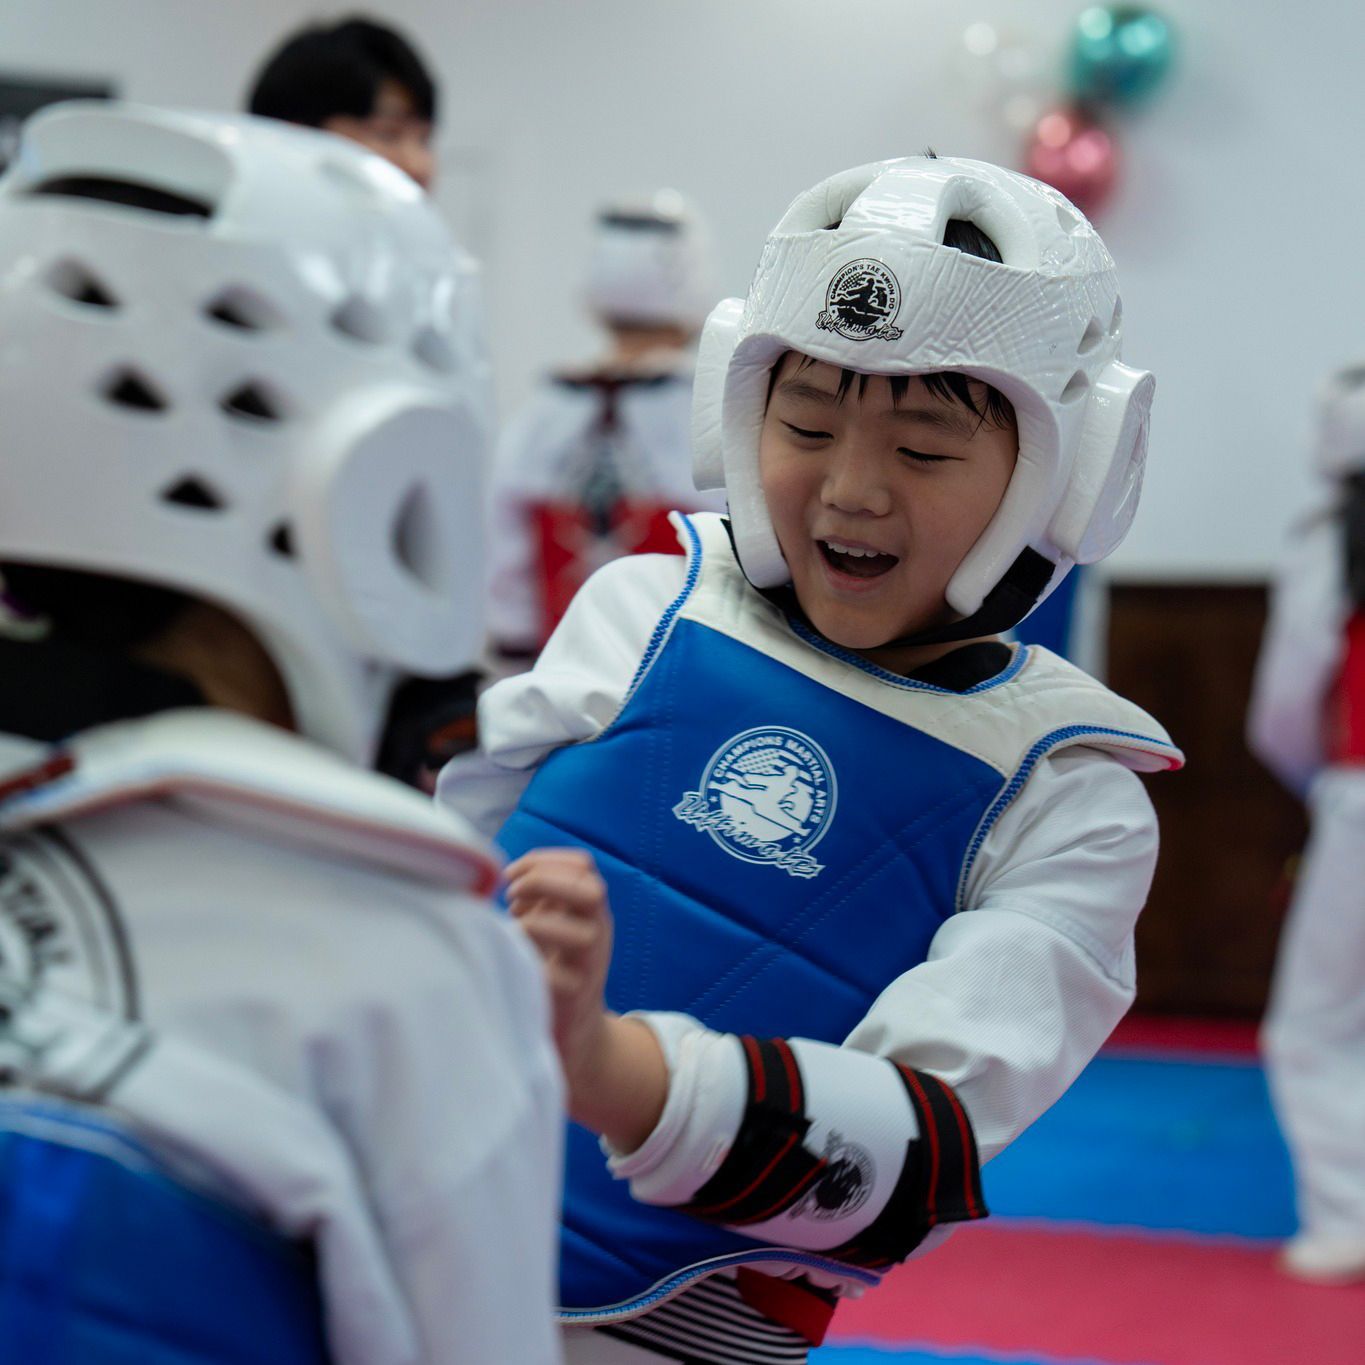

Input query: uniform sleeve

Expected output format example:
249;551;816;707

607;748;1157;1275
437;552;687;838
1247;513;1347;796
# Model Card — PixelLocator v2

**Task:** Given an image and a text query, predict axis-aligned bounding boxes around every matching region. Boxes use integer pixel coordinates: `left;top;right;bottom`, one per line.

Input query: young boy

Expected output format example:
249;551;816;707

0;103;560;1364
487;193;722;663
1250;364;1365;1284
440;155;1183;1363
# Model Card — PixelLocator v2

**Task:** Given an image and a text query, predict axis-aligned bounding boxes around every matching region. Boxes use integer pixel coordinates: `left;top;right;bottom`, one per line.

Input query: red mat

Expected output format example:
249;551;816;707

829;1222;1365;1365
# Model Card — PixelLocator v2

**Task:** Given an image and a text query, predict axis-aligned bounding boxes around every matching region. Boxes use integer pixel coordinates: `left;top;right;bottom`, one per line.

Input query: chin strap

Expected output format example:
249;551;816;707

723;518;1057;650
883;547;1056;648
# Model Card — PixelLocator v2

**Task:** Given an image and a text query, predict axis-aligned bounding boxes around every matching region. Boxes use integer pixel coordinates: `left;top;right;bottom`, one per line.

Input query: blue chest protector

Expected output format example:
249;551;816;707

0;1097;329;1364
496;514;1179;1320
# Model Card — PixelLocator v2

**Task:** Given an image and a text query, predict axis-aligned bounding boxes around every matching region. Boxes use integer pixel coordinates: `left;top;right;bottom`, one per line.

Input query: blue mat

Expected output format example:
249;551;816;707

982;1054;1296;1239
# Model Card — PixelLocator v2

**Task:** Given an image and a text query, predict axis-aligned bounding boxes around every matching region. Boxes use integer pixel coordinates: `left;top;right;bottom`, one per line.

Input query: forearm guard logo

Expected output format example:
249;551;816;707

673;726;836;879
791;1131;874;1222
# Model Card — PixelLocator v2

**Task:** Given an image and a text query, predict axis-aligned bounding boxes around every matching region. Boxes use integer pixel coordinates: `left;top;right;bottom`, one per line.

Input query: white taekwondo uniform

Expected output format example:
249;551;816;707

0;709;564;1365
442;515;1180;1362
1250;508;1365;1259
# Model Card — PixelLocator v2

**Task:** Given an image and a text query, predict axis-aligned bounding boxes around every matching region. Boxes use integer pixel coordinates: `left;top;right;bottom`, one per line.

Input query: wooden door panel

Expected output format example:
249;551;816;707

1106;584;1306;1016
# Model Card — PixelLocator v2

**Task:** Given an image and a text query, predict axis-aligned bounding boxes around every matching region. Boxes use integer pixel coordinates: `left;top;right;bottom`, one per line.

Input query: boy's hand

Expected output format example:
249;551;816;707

505;848;613;1084
504;847;665;1152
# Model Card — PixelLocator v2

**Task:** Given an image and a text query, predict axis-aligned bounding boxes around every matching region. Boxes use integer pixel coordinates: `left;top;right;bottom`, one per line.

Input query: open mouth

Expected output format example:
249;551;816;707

818;538;900;580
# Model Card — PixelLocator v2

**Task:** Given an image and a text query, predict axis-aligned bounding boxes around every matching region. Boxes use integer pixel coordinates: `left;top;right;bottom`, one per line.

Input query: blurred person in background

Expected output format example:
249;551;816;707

1249;364;1365;1285
246;15;438;190
485;194;723;666
0;104;561;1363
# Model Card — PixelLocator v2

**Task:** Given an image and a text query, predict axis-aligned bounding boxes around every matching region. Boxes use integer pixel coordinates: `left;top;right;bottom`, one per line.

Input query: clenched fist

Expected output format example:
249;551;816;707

504;847;666;1152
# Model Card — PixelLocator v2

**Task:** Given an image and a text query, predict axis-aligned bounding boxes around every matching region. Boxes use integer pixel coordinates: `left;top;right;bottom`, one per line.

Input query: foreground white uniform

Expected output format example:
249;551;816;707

1249;510;1365;1266
0;711;563;1365
443;534;1171;1359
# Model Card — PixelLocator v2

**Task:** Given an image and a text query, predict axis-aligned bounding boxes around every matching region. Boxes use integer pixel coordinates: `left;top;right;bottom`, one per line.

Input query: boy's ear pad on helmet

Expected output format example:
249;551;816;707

1318;363;1365;478
1047;361;1154;566
692;298;744;493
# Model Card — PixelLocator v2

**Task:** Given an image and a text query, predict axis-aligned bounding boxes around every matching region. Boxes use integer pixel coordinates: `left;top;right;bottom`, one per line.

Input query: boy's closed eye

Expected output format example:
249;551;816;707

898;448;960;465
781;420;958;466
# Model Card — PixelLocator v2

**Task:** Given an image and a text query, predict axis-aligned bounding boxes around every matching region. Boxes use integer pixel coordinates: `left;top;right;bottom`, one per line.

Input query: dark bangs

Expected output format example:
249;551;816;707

771;353;1016;432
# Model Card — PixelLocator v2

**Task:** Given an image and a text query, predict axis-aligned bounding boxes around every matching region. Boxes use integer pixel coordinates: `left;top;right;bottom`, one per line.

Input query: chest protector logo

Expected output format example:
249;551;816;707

673;725;836;879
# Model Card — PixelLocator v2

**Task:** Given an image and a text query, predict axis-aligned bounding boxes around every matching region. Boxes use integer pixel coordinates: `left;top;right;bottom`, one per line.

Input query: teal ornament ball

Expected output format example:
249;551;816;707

1070;5;1175;107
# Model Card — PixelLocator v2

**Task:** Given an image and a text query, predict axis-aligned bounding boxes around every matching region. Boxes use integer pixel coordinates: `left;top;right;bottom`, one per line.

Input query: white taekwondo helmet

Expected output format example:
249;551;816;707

1316;363;1365;478
693;155;1154;629
585;190;715;332
0;102;490;763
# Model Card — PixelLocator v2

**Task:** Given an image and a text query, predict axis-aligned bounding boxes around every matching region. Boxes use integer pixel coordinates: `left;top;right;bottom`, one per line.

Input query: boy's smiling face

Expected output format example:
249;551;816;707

758;353;1019;661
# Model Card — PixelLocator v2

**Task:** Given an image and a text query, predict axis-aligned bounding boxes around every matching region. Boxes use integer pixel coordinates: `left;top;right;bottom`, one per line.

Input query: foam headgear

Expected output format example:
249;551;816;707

692;156;1154;633
585;190;714;331
1316;363;1365;478
0;103;491;762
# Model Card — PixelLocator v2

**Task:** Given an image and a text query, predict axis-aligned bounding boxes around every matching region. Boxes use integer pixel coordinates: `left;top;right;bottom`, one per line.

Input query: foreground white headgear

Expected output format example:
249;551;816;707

585;190;714;331
693;156;1153;627
1317;364;1365;478
0;102;490;762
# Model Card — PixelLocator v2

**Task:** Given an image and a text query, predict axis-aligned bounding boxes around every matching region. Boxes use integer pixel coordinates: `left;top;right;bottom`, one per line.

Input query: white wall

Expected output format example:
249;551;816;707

2;0;1363;577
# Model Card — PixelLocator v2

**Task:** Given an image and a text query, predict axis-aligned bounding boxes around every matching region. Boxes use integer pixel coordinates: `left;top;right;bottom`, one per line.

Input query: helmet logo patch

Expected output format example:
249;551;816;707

817;259;903;342
673;726;836;879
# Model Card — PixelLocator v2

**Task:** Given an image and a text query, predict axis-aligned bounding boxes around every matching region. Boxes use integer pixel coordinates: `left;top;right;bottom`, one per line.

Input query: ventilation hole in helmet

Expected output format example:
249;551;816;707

942;218;1004;263
1060;370;1091;405
1055;201;1082;233
28;176;214;220
47;258;119;309
412;326;456;373
1077;316;1105;356
1108;297;1123;335
331;296;389;344
160;476;225;511
1338;365;1365;390
391;483;444;592
220;381;284;423
598;210;684;235
103;369;168;412
204;286;280;332
267;522;296;558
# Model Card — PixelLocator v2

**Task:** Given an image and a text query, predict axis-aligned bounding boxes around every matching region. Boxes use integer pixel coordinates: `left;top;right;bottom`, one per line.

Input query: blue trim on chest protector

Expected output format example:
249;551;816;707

497;615;1007;1312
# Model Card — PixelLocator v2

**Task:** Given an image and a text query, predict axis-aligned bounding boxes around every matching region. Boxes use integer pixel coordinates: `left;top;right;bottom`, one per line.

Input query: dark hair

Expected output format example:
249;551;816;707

247;17;437;126
1;562;192;651
767;217;1015;431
